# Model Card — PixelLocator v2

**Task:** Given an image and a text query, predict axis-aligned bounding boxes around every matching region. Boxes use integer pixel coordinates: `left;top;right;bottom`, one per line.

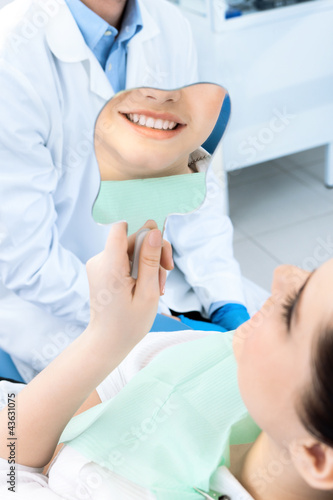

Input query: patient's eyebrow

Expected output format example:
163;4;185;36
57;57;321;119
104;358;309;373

292;271;315;325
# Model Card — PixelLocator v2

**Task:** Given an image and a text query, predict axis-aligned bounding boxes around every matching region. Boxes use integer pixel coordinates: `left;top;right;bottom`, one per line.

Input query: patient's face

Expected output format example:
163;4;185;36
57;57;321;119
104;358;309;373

233;259;333;445
94;84;225;180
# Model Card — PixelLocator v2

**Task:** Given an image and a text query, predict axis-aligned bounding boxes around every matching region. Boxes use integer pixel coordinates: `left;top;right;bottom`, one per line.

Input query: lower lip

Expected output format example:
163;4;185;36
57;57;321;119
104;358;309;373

119;113;186;140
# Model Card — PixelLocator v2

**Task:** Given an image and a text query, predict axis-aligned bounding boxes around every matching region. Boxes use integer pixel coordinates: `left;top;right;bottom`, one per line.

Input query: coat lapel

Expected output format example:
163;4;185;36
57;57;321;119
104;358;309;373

44;0;161;99
126;0;161;88
44;0;113;100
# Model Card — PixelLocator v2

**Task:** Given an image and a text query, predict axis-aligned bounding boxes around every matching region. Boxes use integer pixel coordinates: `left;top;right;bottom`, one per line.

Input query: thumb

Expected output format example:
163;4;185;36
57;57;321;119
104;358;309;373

135;229;163;300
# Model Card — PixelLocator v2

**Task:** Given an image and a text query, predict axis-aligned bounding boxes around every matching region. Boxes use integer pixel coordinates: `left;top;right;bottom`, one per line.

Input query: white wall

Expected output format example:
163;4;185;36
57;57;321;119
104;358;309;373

0;0;14;8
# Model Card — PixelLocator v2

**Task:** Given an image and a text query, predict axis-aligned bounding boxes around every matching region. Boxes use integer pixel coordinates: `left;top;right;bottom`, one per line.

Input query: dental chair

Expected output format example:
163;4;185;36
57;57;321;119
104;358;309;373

202;94;231;155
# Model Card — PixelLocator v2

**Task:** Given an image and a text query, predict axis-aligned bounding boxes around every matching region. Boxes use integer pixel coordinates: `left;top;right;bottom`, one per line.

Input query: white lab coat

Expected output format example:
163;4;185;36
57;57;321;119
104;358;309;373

0;0;199;381
163;151;270;318
0;0;264;384
162;150;246;316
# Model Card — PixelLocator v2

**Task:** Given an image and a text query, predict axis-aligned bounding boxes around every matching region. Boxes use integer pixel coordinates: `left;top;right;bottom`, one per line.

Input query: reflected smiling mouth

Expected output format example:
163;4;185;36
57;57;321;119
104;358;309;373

118;109;187;140
119;109;187;133
125;113;179;130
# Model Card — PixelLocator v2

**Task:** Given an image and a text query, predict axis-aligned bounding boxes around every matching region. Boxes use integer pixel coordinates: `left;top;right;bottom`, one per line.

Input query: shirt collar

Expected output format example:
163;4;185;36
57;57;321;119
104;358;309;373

46;0;159;63
65;0;142;52
188;147;210;173
118;0;143;45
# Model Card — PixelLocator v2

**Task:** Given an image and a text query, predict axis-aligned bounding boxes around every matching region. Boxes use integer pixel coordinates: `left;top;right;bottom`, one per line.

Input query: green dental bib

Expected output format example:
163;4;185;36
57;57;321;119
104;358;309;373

92;172;207;234
60;332;260;499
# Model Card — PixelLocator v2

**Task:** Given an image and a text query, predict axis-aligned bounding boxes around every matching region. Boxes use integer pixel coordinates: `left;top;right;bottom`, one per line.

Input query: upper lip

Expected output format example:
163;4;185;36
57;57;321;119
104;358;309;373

119;110;186;125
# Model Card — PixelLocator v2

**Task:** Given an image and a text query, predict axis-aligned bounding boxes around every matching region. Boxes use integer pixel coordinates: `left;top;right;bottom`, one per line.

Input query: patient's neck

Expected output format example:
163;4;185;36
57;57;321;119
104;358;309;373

231;433;330;500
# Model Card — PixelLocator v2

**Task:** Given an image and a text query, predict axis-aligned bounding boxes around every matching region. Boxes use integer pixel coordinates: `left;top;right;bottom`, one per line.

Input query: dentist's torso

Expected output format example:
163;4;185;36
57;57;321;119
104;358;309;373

0;0;198;381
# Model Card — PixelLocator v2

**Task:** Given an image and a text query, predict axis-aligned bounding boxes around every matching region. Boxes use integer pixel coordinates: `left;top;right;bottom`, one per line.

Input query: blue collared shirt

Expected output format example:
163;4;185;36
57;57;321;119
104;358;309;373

65;0;143;93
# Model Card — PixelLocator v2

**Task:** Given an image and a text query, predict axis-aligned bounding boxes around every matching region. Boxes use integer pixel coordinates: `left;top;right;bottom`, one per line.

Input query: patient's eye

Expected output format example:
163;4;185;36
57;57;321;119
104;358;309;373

281;293;297;331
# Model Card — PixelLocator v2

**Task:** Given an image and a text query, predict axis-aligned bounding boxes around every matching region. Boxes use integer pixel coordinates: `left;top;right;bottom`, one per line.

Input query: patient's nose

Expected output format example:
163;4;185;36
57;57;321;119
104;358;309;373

272;265;310;298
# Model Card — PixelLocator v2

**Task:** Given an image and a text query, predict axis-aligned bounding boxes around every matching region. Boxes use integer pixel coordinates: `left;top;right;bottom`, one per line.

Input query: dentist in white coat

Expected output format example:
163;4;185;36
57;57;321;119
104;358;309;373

0;0;200;382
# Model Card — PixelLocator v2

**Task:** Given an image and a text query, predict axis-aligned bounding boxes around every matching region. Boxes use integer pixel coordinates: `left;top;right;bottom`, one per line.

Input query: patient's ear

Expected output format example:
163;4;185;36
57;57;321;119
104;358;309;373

289;437;333;490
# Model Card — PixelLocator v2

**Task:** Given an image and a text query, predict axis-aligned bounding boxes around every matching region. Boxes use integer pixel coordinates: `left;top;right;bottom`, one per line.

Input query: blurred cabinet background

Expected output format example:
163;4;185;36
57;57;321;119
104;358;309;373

175;0;333;191
1;0;332;189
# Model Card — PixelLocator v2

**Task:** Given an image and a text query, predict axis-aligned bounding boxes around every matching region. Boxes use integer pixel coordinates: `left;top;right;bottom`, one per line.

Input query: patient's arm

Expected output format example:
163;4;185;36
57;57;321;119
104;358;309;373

43;389;102;475
0;331;117;468
0;222;170;469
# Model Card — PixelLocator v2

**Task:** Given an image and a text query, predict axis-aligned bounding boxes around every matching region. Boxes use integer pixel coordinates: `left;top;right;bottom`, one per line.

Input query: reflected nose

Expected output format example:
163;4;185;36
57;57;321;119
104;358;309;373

138;87;182;104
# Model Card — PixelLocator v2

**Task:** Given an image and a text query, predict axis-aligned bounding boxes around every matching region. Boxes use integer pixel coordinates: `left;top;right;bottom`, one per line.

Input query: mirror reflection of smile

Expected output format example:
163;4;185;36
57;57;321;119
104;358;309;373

94;84;226;181
119;110;187;140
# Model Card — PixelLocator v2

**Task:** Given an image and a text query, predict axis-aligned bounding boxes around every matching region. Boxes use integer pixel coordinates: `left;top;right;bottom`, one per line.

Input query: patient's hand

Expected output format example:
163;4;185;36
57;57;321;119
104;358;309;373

0;220;172;471
86;220;173;350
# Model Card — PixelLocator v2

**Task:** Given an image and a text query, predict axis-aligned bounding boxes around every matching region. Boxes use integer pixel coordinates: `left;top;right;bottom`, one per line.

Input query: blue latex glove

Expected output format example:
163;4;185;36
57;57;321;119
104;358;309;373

178;315;227;332
150;313;192;332
210;303;250;331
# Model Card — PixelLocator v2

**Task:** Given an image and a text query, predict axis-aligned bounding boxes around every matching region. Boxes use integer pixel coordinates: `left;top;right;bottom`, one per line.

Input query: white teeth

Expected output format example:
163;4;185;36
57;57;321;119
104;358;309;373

126;114;178;131
155;119;163;129
146;117;155;128
139;115;146;126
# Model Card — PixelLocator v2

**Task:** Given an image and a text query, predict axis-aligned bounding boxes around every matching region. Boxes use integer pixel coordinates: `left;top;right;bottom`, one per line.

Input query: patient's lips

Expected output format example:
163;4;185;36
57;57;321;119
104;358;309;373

119;109;187;140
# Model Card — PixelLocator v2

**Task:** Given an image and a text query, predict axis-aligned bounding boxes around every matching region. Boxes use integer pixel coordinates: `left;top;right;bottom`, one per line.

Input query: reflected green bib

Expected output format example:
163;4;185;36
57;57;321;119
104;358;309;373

60;332;260;499
92;172;207;235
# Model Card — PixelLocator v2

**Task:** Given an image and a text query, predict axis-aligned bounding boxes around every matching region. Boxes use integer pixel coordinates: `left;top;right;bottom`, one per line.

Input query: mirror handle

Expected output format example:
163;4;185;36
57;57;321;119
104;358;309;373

130;228;150;279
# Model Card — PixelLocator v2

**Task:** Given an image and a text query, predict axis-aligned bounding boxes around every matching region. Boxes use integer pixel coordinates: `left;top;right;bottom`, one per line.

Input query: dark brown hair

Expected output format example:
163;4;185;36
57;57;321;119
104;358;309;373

298;329;333;447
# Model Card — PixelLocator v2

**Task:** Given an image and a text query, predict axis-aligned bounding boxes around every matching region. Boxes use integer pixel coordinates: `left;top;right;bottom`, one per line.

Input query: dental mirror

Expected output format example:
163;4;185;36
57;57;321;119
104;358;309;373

92;83;230;277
